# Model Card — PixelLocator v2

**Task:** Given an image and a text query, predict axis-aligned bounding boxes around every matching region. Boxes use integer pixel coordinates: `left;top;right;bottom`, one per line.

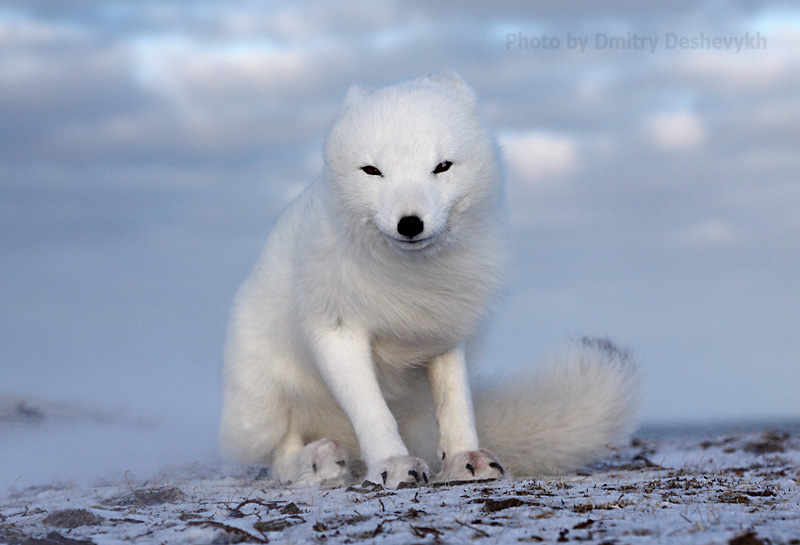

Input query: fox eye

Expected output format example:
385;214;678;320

360;165;383;176
433;161;452;174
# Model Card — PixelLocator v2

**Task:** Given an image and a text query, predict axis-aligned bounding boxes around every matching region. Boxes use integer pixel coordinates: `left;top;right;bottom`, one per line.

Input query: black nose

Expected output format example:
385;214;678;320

397;216;424;238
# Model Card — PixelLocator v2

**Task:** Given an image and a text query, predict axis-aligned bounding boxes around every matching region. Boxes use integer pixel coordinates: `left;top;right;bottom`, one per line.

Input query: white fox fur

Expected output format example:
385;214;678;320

219;73;638;487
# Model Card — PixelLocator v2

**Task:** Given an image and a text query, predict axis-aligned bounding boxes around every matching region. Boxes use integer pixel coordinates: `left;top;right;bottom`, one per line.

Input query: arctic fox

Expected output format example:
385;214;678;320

219;73;637;488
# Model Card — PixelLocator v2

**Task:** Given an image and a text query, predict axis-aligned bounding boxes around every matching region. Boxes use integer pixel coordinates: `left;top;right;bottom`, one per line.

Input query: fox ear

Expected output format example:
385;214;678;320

343;84;371;108
422;71;477;105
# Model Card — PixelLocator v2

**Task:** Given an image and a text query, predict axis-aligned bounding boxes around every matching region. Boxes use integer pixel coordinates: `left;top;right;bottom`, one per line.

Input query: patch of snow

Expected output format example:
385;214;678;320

2;426;798;545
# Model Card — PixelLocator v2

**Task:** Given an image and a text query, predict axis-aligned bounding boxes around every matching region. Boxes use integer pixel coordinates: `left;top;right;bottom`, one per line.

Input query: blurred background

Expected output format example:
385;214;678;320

1;1;798;492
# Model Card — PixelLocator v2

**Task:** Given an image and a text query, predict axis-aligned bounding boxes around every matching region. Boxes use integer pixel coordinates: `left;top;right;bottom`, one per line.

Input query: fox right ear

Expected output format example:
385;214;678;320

343;84;371;108
422;72;477;106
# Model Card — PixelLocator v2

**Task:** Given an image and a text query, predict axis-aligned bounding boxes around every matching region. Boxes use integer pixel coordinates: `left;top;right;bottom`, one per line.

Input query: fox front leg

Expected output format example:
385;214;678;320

312;326;429;487
427;345;506;481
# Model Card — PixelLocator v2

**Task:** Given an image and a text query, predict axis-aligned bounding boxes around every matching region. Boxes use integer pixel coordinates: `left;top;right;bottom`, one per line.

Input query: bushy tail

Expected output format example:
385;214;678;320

474;338;639;477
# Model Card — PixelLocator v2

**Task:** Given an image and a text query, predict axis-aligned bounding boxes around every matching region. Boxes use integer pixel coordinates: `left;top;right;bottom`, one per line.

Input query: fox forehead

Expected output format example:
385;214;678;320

353;114;459;162
332;91;473;158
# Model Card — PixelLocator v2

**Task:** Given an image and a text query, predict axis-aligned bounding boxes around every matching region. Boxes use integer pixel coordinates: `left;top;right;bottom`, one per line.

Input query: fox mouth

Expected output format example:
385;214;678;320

389;235;435;251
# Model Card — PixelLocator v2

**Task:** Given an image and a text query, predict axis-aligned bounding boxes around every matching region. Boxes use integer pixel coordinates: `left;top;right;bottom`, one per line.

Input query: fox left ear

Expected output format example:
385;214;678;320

342;84;371;109
422;71;477;106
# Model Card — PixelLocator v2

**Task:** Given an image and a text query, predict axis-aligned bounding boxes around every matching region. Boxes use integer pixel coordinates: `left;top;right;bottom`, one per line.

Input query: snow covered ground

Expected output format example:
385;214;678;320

2;401;799;545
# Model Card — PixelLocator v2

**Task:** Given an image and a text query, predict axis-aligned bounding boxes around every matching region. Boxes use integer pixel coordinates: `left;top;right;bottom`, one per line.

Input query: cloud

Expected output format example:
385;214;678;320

132;36;319;101
675;219;735;247
645;111;707;151
0;7;87;44
673;22;800;93
499;131;579;183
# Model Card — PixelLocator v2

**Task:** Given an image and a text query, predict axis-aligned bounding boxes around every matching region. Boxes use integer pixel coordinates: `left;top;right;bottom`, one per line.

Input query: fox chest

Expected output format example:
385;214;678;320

299;237;501;369
357;278;488;369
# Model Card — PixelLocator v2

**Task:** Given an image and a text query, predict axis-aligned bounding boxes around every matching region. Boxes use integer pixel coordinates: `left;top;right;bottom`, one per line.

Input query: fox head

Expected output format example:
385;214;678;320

324;72;503;255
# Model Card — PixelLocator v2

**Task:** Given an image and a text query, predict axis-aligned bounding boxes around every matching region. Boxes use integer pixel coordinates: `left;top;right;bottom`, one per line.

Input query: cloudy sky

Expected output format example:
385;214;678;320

1;0;799;486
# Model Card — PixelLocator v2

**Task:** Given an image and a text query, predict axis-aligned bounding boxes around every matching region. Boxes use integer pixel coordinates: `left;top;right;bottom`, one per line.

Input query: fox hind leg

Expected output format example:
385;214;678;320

272;433;350;486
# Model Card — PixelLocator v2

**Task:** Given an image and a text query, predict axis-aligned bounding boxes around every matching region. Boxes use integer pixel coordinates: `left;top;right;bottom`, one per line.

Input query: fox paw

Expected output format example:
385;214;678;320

367;456;430;488
436;449;506;482
292;438;349;486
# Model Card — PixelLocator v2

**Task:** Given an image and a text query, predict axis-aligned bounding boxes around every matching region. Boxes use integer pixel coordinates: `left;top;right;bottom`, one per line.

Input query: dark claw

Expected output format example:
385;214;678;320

466;463;476;476
312;462;318;473
381;470;388;485
408;469;420;482
489;462;505;475
336;459;347;467
441;452;446;460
